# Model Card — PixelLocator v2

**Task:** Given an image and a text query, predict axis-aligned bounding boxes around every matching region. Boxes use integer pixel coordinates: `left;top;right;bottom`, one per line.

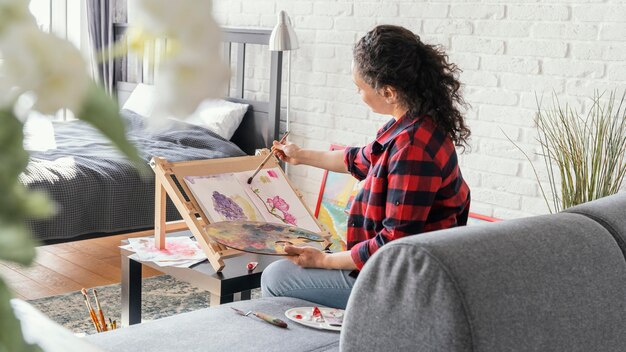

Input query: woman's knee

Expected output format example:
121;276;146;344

260;259;297;297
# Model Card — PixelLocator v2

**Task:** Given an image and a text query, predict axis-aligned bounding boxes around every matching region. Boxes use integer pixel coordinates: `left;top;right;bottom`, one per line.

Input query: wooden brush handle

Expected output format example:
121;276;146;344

89;310;101;332
98;310;108;331
253;312;288;328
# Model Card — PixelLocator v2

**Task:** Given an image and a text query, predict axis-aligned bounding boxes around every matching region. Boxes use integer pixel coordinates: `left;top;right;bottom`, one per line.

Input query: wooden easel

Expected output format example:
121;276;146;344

150;151;330;272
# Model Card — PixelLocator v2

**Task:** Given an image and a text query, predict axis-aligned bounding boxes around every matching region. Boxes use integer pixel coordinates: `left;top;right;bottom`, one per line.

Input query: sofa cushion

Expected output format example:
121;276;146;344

85;297;339;352
341;212;626;352
564;192;626;261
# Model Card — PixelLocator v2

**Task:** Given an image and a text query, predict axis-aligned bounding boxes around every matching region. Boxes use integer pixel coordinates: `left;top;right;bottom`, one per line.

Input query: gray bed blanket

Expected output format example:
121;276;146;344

21;110;246;242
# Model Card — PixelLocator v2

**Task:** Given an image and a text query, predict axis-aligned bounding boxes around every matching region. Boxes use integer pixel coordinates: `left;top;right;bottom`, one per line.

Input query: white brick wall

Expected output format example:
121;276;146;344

213;0;626;219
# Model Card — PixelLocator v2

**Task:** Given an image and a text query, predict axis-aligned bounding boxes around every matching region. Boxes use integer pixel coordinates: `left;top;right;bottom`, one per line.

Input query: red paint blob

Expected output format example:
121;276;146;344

312;306;322;317
247;261;258;271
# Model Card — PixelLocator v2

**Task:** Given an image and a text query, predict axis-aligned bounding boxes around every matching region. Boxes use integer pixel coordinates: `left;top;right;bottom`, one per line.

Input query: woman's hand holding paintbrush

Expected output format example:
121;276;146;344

247;131;290;184
272;140;348;173
270;137;301;166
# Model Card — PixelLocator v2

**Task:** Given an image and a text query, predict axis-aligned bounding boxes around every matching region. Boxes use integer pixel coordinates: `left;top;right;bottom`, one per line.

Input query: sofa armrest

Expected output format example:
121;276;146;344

340;242;472;352
565;192;626;260
341;211;626;352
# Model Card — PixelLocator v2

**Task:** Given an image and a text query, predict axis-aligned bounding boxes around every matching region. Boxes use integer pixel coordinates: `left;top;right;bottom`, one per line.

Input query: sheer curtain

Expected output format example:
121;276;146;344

86;0;114;96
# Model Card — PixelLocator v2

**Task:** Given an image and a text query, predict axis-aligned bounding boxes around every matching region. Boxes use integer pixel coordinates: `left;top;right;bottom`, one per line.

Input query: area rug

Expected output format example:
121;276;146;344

27;275;261;335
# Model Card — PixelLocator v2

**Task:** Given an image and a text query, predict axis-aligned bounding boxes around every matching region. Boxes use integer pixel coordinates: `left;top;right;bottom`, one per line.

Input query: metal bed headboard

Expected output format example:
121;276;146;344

112;23;283;155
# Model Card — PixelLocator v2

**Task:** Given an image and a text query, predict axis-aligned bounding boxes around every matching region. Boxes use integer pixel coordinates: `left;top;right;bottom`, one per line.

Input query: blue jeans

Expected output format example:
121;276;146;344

261;259;357;309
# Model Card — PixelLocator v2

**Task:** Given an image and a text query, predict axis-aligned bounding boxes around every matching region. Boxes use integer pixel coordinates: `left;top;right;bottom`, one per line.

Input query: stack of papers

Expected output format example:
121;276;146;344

120;236;206;268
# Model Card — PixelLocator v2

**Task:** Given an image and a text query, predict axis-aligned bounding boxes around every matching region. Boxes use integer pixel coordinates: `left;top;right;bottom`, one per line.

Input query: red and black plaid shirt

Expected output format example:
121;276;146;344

344;113;470;269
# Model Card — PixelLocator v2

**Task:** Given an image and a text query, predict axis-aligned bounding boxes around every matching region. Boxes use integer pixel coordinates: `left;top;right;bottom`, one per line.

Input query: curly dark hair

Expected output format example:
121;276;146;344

353;25;470;148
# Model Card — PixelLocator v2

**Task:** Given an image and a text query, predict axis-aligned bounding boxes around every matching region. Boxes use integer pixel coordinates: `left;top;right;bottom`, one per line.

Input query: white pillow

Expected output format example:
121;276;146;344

121;83;156;117
182;99;249;140
122;83;248;140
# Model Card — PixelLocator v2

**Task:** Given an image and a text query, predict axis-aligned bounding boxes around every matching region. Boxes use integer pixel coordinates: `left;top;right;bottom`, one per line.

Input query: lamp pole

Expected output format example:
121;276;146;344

269;10;298;175
286;50;292;133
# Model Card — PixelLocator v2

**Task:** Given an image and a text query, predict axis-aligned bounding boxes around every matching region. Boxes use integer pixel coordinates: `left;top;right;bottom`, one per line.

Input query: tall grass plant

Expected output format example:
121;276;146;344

509;91;626;213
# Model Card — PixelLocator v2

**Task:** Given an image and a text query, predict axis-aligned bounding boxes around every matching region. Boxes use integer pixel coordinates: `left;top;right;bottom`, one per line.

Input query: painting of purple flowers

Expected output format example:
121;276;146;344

184;174;262;222
212;191;245;220
184;167;321;233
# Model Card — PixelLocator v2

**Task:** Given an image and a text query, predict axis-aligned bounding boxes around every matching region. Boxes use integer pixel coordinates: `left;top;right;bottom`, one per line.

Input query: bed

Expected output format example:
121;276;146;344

21;25;284;244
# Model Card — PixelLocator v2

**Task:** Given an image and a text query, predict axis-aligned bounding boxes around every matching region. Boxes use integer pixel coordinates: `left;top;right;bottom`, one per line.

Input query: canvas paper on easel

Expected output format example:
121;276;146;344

235;167;321;233
184;174;264;222
184;167;321;233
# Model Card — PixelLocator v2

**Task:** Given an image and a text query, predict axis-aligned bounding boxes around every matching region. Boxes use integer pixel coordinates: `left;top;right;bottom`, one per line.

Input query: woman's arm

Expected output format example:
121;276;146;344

284;245;357;270
349;144;441;269
272;142;348;173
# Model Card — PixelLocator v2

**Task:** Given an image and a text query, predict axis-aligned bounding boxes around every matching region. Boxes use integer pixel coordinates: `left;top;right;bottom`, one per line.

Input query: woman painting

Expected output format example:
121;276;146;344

261;25;471;309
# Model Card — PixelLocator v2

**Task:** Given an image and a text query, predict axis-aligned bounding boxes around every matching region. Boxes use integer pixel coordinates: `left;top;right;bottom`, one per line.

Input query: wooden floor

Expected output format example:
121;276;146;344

1;232;164;300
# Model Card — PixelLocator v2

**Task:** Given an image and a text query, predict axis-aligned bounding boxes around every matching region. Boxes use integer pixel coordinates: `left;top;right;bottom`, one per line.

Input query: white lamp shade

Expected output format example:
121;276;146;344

269;11;299;51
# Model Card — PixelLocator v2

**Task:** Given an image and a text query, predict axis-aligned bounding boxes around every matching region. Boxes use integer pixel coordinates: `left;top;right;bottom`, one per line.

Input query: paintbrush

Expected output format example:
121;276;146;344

247;130;290;184
231;307;288;328
81;288;101;332
93;289;108;331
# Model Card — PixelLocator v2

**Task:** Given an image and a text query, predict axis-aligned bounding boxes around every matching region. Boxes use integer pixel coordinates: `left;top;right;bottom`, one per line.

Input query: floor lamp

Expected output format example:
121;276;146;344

269;11;298;173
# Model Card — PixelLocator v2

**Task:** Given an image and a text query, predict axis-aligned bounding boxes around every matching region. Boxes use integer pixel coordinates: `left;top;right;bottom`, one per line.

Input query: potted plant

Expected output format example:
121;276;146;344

509;90;626;213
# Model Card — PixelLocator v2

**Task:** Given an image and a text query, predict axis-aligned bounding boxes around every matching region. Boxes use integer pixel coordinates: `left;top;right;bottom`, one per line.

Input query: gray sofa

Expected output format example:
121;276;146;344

84;192;626;352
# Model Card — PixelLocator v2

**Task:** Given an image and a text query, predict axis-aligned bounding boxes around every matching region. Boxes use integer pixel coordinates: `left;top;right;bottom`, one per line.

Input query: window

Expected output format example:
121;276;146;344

27;0;87;120
29;0;84;47
29;0;51;32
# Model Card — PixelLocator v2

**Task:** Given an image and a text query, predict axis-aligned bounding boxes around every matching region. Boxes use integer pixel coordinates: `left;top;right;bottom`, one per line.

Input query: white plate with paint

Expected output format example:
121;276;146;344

284;307;344;332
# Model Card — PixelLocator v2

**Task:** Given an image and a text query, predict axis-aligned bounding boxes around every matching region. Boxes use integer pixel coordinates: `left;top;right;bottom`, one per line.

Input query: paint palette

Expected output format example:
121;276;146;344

204;221;327;255
284;307;344;332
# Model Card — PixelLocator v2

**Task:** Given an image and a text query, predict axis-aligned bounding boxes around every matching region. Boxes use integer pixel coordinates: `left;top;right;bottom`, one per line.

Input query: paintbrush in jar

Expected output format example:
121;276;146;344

81;288;101;332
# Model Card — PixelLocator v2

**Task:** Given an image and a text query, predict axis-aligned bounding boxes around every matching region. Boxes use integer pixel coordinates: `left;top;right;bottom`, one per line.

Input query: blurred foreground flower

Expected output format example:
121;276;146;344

0;0;36;33
0;0;144;350
1;23;89;114
0;0;229;348
131;0;229;117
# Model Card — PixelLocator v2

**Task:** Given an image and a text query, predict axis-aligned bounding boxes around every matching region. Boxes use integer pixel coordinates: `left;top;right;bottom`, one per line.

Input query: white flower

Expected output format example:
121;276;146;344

136;0;215;44
0;24;89;114
0;0;36;35
154;50;229;117
134;0;229;117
